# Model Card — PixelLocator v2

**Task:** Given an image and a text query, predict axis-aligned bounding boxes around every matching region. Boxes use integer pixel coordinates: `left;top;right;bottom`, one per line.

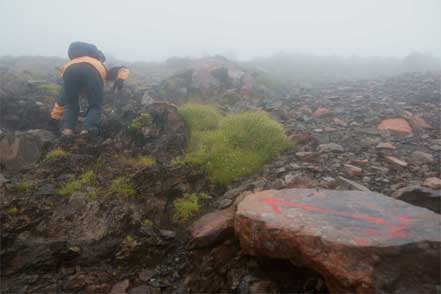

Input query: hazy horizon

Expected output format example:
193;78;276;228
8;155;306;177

1;0;440;62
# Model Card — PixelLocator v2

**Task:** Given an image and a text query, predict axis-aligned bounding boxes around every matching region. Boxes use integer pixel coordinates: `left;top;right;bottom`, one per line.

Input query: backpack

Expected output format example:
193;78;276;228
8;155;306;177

68;42;106;62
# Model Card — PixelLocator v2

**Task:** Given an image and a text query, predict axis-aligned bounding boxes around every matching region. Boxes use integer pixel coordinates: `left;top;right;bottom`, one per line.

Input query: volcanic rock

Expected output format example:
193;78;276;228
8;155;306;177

376;142;396;150
377;118;412;135
384;156;408;168
295;151;319;161
410;151;434;165
312;107;330;118
189;208;235;249
0;129;55;172
235;188;441;293
343;164;363;177
333;117;348;127
318;143;344;153
423;177;441;190
392;185;441;214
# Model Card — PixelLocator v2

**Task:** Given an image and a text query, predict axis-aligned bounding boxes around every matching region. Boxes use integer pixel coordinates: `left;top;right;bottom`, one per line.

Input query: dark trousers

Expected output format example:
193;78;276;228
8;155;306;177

62;63;103;132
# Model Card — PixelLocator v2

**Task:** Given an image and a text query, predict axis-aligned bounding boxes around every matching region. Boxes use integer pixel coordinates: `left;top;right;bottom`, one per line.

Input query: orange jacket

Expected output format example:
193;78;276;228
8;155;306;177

61;56;107;85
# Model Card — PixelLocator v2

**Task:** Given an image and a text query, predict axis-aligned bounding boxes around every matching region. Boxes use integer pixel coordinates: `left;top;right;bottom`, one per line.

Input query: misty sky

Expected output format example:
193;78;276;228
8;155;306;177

0;0;440;61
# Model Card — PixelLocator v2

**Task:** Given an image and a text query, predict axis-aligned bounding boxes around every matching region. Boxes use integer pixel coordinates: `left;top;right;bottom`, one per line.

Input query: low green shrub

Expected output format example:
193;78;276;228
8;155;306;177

58;171;95;197
10;182;33;193
128;113;152;133
142;219;154;228
220;112;289;160
119;155;156;168
173;193;209;223
178;103;222;132
180;104;290;184
110;176;135;198
135;156;156;167
6;207;18;216
45;148;70;161
38;83;60;96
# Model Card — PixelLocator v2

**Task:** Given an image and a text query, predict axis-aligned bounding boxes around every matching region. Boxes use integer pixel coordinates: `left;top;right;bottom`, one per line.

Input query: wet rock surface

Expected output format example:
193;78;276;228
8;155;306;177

0;129;55;172
235;188;441;293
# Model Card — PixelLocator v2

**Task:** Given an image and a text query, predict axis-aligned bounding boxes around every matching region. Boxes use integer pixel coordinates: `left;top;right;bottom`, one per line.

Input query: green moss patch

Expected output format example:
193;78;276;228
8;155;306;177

179;103;290;184
110;176;135;198
45;148;70;161
58;171;95;197
173;193;209;223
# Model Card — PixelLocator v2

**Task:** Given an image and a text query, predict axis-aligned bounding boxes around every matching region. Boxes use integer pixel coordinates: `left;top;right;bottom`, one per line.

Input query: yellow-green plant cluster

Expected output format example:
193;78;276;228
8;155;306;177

110;176;135;198
45;148;70;161
120;155;156;168
128;113;152;132
178;103;222;132
58;170;95;197
173;193;209;223
179;103;290;184
10;182;33;193
38;83;60;96
137;156;156;167
6;207;18;216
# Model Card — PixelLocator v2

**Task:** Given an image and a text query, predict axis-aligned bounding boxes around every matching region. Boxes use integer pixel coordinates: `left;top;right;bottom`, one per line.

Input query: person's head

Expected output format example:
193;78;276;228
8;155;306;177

107;66;128;81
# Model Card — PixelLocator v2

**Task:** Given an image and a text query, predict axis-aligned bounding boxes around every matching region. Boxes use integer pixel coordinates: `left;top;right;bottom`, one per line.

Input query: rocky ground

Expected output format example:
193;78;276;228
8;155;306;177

0;57;440;293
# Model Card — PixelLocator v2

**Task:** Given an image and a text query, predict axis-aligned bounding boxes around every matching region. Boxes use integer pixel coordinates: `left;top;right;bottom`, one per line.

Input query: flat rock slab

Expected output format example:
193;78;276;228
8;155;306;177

377;118;412;135
189;207;235;249
235;189;441;293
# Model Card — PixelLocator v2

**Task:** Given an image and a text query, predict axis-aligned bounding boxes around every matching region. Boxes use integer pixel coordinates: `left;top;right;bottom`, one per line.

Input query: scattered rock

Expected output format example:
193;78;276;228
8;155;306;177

376;142;396;150
410;151;434;165
320;177;337;189
0;173;9;186
392;185;441;214
138;269;155;282
429;144;441;151
338;176;370;191
217;198;234;209
401;111;433;129
129;285;159;294
377;118;412;135
312;107;330;118
333;117;347;127
235;188;441;293
110;279;130;294
295;151;319;161
423;177;441;190
189;208;235;249
248;280;279;294
159;230;176;240
384;156;408;168
318;143;344;153
343;164;363;177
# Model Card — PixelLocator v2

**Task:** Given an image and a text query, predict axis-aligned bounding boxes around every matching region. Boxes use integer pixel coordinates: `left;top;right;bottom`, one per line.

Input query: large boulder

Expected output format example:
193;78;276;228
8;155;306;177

235;188;441;293
143;102;188;157
0;71;58;132
0;129;55;172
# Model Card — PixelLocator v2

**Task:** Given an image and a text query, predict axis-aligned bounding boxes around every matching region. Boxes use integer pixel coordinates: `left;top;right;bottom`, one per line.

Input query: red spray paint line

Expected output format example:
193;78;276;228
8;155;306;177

261;197;411;239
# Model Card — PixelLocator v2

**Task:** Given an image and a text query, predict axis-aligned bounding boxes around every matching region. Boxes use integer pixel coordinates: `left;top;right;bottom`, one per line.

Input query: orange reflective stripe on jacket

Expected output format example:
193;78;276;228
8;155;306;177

61;56;107;85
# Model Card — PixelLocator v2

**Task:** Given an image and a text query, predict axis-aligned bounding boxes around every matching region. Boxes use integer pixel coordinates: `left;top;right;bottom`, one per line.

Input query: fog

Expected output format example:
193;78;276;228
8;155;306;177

0;0;440;62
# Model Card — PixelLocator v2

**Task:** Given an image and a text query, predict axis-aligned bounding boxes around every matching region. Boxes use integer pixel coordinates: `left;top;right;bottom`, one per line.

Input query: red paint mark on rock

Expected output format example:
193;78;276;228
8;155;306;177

261;197;410;239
